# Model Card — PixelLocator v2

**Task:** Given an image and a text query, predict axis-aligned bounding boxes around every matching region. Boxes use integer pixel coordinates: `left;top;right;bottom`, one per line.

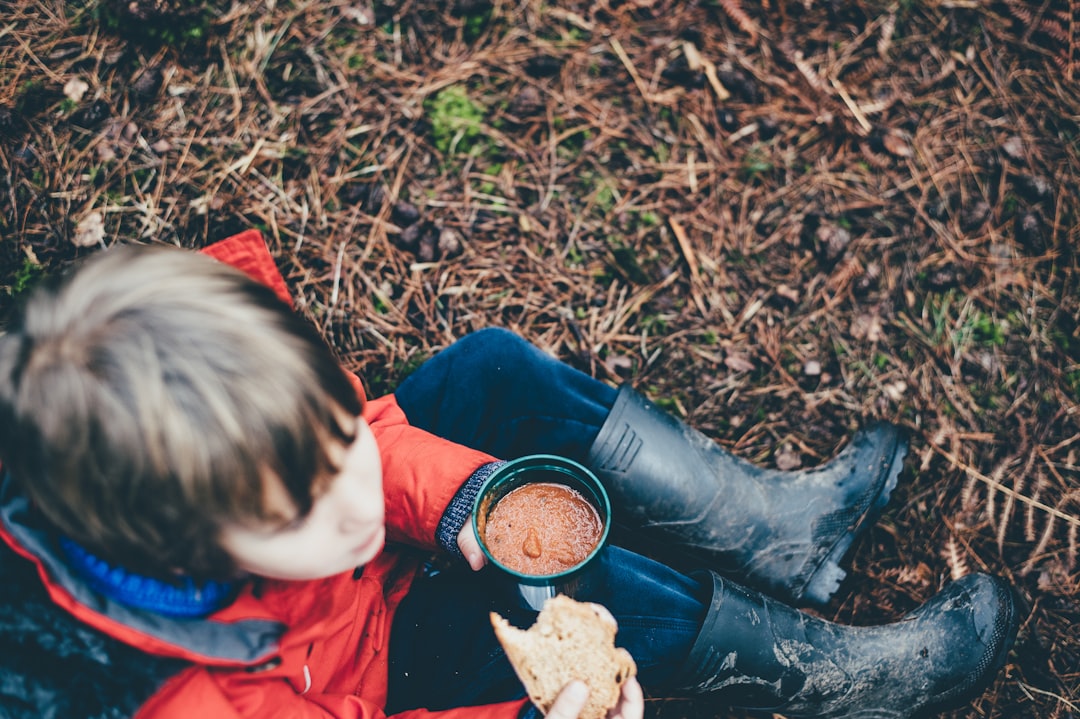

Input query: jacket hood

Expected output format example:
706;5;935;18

0;472;285;666
0;483;190;719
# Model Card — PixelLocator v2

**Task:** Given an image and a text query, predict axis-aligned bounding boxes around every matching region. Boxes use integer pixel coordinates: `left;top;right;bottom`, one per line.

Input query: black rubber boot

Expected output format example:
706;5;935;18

679;571;1020;718
588;385;908;606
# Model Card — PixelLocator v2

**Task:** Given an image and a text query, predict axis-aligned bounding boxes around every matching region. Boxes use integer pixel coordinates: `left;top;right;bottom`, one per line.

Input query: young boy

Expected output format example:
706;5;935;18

0;231;1019;719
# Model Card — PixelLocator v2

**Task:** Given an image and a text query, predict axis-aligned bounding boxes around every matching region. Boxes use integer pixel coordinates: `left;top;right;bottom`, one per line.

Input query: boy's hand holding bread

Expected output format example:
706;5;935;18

490;595;640;719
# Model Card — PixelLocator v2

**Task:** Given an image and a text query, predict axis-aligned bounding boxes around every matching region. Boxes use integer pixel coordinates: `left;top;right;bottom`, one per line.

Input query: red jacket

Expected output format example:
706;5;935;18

0;230;528;719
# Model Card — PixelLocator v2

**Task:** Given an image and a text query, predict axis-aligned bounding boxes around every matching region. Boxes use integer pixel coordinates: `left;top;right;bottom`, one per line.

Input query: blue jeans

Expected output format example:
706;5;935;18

387;329;707;712
394;327;617;461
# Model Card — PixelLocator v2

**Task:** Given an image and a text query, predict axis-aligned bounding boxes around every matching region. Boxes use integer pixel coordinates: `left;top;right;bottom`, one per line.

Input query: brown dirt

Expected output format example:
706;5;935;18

1;1;1077;717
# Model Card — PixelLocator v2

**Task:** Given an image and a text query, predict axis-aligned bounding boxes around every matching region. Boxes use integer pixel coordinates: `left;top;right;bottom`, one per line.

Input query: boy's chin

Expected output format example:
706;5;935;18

265;559;373;582
251;529;386;581
348;527;386;567
306;527;385;579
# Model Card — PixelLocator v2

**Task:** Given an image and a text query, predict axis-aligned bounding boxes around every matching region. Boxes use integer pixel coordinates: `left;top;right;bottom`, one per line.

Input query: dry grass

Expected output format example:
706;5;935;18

1;0;1078;717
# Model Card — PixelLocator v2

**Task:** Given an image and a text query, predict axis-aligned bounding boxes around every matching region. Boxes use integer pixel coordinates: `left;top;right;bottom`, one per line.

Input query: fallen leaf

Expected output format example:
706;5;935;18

724;353;754;372
438;227;463;257
814;223;852;262
603;354;634;377
1001;135;1025;160
877;11;896;58
775;283;800;303
774;442;802;471
851;313;884;342
881;129;912;157
341;3;374;24
73;211;105;247
883;381;907;402
64;77;89;102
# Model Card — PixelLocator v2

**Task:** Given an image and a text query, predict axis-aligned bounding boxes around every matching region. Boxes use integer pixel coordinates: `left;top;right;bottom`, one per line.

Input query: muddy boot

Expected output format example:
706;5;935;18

679;571;1020;718
588;385;908;606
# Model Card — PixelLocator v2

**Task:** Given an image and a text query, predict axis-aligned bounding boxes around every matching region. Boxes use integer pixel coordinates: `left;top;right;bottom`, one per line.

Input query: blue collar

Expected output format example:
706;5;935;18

59;537;236;619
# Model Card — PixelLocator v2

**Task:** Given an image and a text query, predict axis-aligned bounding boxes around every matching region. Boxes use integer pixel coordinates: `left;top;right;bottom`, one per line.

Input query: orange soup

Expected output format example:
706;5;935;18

482;482;603;576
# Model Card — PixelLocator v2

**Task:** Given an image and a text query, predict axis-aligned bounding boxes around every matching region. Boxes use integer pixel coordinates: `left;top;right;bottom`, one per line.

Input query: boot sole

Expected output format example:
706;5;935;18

799;429;908;606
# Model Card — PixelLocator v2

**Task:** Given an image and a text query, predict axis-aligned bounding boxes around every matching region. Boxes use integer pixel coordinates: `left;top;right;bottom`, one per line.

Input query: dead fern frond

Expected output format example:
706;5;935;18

792;51;829;93
1051;50;1079;78
997;470;1023;553
990;447;1035;552
716;0;760;43
859;140;893;169
984;460;1012;542
826;255;864;294
894;562;933;592
1022;2;1075;40
1023;512;1057;576
878;9;897;59
1073;0;1078;80
1002;0;1078;79
945;535;970;580
932;440;1080;577
1025;475;1046;542
961;469;980;513
895;565;920;585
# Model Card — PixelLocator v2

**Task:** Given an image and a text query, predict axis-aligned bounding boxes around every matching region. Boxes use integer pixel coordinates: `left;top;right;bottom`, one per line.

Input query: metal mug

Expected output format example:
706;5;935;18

472;454;612;610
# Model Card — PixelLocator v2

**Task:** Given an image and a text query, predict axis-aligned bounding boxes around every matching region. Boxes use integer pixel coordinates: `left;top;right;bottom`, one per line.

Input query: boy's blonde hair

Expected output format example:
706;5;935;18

0;244;362;580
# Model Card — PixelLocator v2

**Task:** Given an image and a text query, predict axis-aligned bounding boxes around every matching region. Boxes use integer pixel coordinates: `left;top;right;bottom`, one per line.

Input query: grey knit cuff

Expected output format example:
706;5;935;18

435;461;506;558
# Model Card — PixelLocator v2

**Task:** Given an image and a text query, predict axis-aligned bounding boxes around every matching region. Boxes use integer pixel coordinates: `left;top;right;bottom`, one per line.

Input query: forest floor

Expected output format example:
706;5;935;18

1;1;1078;717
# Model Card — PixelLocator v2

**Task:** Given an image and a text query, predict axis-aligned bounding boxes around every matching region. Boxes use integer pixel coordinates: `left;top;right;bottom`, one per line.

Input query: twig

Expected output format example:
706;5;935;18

1016;682;1079;712
668;218;700;284
829;77;873;135
330;242;345;307
609;37;680;105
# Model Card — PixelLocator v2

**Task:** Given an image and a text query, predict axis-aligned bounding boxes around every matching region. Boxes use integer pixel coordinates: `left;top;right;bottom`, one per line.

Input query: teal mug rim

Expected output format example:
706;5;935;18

471;454;611;586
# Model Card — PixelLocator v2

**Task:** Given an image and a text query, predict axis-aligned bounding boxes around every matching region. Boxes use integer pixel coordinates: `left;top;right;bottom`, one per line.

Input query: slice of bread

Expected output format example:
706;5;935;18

490;595;637;719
